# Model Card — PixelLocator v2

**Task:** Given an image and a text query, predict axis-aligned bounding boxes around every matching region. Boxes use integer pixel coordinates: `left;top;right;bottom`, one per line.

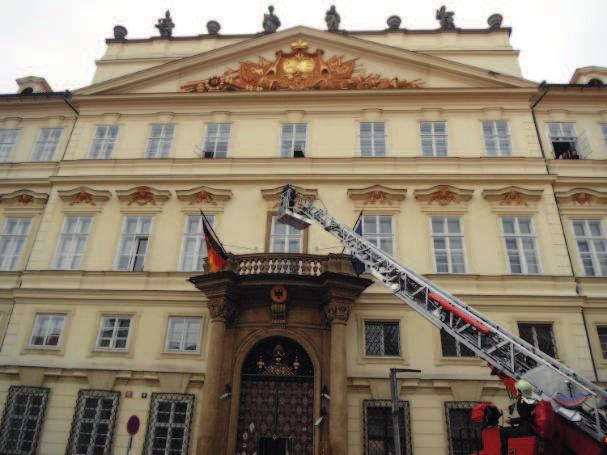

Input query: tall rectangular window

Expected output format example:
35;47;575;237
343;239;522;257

143;393;194;455
89;125;119;159
360;122;386;157
364;321;400;356
67;390;119;455
0;386;49;455
440;329;475;357
362;215;393;255
431;217;466;273
179;215;214;272
96;316;132;350
165;317;202;352
482;120;512;156
501;217;540;274
146;124;175;158
363;400;411;455
548;122;579;159
601;123;607;147
31;127;62;161
202;123;230;158
280;123;307;157
445;402;483;455
0;218;32;271
572;219;607;276
53;216;92;270
518;322;557;358
420;121;448;156
597;326;607;359
270;216;303;253
0;129;19;162
29;314;65;348
116;216;152;271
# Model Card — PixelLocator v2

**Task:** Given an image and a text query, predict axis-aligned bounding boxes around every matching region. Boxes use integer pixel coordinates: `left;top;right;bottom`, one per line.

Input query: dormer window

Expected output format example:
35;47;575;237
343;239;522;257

20;87;34;95
548;122;579;159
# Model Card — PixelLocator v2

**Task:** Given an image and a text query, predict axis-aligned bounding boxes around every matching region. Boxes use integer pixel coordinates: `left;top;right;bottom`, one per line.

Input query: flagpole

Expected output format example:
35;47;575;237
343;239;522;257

341;209;364;254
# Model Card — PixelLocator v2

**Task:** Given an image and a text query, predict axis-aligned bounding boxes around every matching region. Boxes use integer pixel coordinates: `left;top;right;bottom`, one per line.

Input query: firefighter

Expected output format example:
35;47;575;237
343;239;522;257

500;379;539;454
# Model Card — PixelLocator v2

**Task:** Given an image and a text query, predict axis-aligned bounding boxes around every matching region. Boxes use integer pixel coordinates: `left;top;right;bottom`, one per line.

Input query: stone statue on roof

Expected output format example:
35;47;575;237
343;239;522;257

325;5;341;31
156;10;175;38
263;5;281;33
436;5;455;30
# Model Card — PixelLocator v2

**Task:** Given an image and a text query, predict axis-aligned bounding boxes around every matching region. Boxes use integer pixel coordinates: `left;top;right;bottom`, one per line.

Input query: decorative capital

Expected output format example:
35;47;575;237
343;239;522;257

207;297;236;322
323;300;352;324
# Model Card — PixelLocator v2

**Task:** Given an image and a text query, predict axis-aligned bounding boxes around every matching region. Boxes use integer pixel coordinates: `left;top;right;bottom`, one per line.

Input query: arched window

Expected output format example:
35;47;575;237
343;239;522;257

587;78;604;87
20;87;34;95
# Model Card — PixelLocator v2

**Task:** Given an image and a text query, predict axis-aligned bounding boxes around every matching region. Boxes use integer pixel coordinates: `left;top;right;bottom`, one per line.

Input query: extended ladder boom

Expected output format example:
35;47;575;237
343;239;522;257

278;185;607;442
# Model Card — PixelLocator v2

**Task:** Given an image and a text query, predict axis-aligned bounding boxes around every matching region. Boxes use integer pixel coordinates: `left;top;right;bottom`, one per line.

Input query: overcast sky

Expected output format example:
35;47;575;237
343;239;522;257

2;0;606;93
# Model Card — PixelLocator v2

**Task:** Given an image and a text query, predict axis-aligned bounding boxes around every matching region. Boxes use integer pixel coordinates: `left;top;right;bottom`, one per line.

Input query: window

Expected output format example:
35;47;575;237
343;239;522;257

280;123;307;157
270;216;303;253
420;121;448;156
202;123;230;158
518;323;557;358
363;400;411;455
165;317;202;352
116;216;152;271
601;123;607;147
0;218;32;271
29;314;65;348
597;326;607;359
143;393;194;455
482;120;512;156
572;219;607;276
362;215;393;255
445;402;483;455
179;215;214;272
53;216;92;270
360;122;386;157
96;316;132;350
501;217;540;274
67;390;119;455
364;321;400;356
0;129;19;162
31;127;62;161
548;122;579;159
440;329;475;357
146;124;175;159
89;125;119;159
0;386;49;455
431;217;466;273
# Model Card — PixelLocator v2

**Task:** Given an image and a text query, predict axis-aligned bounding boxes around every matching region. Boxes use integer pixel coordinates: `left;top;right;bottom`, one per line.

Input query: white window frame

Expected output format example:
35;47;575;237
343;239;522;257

518;322;558;358
31;127;62;161
270;215;304;253
280;123;308;157
145;123;175;159
361;214;394;255
165;317;202;353
359;122;387;157
179;215;214;272
431;216;467;273
115;216;152;271
546;122;579;159
501;216;541;275
0;128;19;162
419;121;448;157
481;120;512;156
572;219;607;277
89;125;119;159
28;314;66;348
95;315;132;351
52;215;92;270
0;217;32;271
202;123;231;158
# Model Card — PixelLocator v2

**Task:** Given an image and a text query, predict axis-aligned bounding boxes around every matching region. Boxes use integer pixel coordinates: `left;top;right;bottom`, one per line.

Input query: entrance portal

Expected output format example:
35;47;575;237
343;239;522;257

236;337;314;455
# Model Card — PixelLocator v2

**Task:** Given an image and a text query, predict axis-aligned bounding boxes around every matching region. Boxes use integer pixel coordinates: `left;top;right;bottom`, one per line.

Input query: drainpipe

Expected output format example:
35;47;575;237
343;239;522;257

530;81;549;162
582;308;600;382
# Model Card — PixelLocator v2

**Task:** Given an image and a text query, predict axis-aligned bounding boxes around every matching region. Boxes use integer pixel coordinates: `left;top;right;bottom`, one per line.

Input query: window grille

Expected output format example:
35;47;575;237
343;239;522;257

31;127;62;161
363;400;411;455
96;316;132;350
360;122;386;157
444;402;483;455
420;121;448;156
482;120;512;156
0;129;19;162
67;390;119;455
280;123;307;157
431;217;466;273
143;393;194;455
146;124;175;158
0;218;32;271
440;329;475;357
165;317;202;352
597;326;607;359
548;122;579;159
518;323;557;358
202;123;230;158
89;125;119;159
29;314;65;347
270;215;303;253
53;216;92;270
179;215;213;272
572;219;607;276
0;386;49;455
364;321;400;356
501;217;540;274
362;215;394;255
116;216;152;271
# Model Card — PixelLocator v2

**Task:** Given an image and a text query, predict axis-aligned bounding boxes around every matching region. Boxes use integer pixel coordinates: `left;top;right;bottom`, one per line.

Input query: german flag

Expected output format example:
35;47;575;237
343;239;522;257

201;211;228;272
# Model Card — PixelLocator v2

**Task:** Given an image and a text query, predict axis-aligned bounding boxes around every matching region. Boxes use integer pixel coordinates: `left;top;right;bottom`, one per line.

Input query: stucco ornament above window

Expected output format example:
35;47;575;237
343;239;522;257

181;39;423;92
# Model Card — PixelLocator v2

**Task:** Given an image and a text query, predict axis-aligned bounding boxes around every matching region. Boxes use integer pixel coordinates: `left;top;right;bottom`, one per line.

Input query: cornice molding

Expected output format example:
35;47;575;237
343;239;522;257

176;185;233;209
116;186;171;210
0;189;49;210
261;185;317;210
482;186;543;212
555;188;607;214
414;185;473;210
57;186;112;208
347;185;406;209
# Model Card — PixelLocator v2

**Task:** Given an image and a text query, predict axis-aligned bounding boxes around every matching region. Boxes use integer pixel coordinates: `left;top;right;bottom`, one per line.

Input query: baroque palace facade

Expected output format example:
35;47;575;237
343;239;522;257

0;7;606;455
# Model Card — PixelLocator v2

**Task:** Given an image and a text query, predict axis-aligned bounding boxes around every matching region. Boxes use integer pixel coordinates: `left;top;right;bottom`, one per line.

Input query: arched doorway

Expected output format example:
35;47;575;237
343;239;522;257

236;337;314;455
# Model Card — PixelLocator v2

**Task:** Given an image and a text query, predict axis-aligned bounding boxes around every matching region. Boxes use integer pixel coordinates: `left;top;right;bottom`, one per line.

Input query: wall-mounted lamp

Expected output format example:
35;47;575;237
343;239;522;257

321;385;331;401
314;407;327;426
219;384;232;400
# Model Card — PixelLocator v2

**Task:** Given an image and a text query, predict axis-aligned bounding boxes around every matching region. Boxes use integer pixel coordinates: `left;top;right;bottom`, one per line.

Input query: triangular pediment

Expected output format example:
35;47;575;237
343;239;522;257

76;26;536;95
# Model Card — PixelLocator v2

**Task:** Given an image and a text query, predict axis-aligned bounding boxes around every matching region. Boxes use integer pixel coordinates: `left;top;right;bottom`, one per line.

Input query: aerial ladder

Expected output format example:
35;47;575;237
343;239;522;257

278;185;607;452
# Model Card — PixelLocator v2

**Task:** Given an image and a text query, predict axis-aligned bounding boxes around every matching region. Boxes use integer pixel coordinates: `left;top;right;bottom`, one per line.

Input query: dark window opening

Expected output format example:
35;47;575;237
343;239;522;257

293;145;305;158
20;87;34;95
132;237;148;271
363;400;411;455
518;323;557;359
365;321;400;356
552;141;579;159
587;78;604;87
440;329;476;357
445;402;483;455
